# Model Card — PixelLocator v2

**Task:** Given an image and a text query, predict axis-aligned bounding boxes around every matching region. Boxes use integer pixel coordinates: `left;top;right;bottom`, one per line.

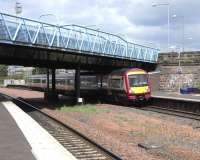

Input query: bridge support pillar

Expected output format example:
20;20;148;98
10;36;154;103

47;68;50;93
52;68;56;94
100;74;103;88
44;68;58;100
75;67;83;104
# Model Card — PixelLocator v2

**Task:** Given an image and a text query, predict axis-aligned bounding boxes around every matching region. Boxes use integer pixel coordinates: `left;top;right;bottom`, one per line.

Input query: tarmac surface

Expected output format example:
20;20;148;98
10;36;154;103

0;102;35;160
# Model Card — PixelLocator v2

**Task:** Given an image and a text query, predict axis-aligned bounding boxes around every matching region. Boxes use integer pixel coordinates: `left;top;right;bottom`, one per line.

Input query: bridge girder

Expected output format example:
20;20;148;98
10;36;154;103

0;43;157;72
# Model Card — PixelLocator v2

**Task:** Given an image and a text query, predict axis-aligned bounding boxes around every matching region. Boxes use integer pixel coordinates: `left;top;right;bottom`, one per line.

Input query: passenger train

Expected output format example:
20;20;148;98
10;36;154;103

107;68;150;104
18;68;151;104
27;73;101;90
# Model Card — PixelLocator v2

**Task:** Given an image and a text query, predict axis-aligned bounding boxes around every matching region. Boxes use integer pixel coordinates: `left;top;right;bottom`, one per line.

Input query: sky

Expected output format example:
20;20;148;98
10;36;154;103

0;0;199;52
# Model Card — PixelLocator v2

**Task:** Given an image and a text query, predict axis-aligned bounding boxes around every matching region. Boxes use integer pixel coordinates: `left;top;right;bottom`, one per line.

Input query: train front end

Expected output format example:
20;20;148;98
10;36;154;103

126;70;151;102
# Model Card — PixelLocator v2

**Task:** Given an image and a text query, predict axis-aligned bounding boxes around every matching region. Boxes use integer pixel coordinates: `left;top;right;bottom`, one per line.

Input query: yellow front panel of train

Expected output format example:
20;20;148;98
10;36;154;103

127;71;146;75
130;86;149;94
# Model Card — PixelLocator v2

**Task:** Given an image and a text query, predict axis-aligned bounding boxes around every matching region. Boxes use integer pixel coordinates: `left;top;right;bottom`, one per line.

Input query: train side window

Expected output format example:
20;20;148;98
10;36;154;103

110;78;122;89
33;79;40;83
56;79;65;85
69;79;74;85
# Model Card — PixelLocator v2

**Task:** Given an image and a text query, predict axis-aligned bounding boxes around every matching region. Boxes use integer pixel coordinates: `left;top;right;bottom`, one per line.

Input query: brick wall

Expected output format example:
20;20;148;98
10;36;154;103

158;52;200;91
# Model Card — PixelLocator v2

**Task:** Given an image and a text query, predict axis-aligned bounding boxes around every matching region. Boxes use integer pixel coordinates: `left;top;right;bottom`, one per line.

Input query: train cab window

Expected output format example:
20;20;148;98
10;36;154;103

129;74;148;87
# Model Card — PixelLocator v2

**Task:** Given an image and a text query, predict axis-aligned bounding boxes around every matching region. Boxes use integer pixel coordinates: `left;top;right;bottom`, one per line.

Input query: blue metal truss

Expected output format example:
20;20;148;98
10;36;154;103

0;13;160;63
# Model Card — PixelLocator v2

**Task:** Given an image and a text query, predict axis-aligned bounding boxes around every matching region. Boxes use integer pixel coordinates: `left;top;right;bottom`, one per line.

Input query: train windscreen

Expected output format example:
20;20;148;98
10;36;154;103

128;74;148;87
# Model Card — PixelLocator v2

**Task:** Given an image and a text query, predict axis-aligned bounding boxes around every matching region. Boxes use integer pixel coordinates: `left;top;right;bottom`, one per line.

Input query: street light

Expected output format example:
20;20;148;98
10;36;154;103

117;33;126;38
39;14;61;47
152;2;170;52
172;14;185;52
170;45;182;92
83;25;101;31
39;14;59;25
84;25;97;28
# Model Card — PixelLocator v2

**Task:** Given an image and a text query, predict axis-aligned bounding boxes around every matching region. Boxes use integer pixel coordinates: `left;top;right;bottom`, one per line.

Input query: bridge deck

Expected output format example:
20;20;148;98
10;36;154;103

0;13;159;64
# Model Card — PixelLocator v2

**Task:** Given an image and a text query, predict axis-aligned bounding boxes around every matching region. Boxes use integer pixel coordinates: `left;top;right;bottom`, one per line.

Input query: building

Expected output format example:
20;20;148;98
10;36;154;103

7;66;34;76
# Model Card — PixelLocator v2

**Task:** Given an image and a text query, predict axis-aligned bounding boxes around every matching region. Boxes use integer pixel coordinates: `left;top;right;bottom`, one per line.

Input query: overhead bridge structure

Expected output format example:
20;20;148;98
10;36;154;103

0;13;160;100
0;13;159;71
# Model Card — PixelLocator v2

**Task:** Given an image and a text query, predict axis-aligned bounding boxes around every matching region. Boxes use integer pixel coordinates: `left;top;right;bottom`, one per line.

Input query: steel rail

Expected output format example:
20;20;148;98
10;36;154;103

0;93;123;160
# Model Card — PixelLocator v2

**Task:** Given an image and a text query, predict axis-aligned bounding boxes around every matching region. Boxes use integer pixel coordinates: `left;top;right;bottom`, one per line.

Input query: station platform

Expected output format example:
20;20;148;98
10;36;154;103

152;91;200;102
0;99;77;160
0;102;35;160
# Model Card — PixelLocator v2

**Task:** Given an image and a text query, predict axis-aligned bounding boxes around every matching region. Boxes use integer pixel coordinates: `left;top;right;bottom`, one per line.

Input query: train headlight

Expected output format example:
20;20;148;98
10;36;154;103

147;87;150;92
129;89;134;94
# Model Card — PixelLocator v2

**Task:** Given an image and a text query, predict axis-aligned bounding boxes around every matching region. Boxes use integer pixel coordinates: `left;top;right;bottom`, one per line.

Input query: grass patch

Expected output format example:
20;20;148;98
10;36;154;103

57;104;110;114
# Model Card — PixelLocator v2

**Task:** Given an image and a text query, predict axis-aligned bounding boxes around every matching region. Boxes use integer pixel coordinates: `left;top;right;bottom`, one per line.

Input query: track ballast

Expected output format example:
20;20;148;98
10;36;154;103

0;93;122;160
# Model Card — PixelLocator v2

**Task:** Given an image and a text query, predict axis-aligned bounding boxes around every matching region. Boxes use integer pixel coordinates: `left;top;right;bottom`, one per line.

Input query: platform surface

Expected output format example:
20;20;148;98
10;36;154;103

0;102;36;160
3;101;77;160
152;91;200;102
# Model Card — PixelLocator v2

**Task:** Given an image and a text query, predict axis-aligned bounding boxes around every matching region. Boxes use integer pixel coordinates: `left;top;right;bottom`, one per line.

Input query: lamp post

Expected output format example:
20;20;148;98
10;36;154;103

117;33;126;38
172;15;186;92
84;25;97;28
152;2;170;52
170;45;182;92
39;14;61;47
39;14;59;25
172;14;185;52
83;25;101;31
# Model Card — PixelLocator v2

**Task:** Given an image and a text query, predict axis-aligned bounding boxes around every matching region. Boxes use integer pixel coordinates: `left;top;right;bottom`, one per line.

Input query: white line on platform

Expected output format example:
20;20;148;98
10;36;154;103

3;101;77;160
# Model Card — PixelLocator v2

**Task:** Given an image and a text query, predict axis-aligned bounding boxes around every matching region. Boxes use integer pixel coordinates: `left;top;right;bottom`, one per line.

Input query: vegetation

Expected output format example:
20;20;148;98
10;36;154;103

0;65;8;85
0;65;8;76
57;104;110;114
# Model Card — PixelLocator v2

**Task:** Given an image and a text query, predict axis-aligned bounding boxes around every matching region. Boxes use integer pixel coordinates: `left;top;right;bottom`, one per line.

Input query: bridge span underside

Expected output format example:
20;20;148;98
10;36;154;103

0;43;156;72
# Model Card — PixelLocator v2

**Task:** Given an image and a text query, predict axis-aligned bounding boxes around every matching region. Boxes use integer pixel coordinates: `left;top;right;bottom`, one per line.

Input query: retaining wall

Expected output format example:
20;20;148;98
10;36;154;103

158;52;200;91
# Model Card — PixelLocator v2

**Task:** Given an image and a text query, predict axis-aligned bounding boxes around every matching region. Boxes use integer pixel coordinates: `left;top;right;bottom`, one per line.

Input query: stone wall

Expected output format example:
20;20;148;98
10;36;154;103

158;52;200;91
149;72;160;91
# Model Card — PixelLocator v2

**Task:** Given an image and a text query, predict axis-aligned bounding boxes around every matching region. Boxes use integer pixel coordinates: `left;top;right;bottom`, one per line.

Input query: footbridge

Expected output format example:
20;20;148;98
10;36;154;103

0;13;159;71
0;13;160;100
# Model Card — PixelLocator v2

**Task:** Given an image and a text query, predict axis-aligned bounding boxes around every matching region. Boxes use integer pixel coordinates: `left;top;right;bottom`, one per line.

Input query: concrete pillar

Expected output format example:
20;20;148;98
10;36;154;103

46;68;50;93
75;67;82;104
45;68;58;100
100;74;103;88
52;68;56;94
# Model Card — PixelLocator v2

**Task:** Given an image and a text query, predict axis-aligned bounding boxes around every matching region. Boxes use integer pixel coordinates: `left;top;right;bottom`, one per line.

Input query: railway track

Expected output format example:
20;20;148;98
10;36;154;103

142;105;200;121
0;93;122;160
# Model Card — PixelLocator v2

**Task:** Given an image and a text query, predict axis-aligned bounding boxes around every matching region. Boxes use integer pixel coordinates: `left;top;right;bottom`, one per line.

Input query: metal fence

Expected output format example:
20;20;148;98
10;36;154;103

0;13;160;63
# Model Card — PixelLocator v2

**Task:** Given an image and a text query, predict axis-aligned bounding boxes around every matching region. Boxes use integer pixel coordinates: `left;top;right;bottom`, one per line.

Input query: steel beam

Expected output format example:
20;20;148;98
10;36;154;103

75;66;82;104
46;68;50;93
51;68;56;94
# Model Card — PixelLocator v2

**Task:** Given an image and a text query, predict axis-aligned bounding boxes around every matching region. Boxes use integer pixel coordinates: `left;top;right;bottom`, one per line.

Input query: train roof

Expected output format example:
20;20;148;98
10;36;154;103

109;68;147;76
